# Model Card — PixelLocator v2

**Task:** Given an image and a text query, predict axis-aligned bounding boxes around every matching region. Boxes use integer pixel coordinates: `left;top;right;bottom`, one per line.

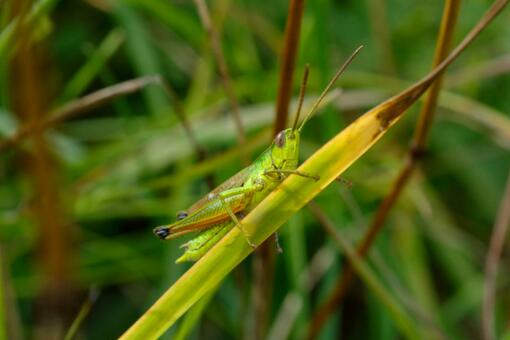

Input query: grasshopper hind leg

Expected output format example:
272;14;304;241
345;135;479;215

176;221;232;263
217;198;256;249
222;199;257;249
209;181;265;249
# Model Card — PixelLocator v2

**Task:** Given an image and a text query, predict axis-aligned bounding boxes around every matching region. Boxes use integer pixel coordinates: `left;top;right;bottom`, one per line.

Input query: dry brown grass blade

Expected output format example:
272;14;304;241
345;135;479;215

10;1;75;337
255;0;306;336
0;76;159;152
273;0;306;133
0;76;208;168
446;53;510;87
307;0;509;337
192;0;246;147
412;0;461;149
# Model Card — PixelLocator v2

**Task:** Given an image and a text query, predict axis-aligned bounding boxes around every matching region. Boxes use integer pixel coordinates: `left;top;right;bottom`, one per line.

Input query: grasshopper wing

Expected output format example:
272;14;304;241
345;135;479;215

185;164;254;214
154;165;255;240
157;192;248;239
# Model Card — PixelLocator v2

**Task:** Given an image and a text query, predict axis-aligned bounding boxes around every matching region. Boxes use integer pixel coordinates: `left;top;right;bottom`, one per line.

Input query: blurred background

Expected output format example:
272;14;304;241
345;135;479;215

1;0;510;339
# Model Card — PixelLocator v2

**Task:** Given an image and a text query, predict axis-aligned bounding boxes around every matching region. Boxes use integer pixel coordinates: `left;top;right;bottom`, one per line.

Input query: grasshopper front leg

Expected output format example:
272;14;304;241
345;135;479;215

264;169;320;181
176;220;235;263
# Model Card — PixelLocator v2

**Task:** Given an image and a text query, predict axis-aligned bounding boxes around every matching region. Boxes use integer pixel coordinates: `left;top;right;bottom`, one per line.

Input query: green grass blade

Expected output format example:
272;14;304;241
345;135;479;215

310;205;420;339
0;248;6;340
112;2;168;116
61;29;125;101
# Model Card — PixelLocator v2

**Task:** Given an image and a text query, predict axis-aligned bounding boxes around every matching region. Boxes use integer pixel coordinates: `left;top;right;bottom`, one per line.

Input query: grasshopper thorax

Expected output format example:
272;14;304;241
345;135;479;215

270;128;300;170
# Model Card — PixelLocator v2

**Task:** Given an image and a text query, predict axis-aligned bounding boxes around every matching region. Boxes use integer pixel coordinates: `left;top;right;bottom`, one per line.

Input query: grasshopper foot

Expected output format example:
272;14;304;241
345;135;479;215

248;239;257;249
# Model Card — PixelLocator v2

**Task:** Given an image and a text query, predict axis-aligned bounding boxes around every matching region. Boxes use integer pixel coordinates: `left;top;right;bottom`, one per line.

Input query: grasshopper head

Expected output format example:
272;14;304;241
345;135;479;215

271;128;300;170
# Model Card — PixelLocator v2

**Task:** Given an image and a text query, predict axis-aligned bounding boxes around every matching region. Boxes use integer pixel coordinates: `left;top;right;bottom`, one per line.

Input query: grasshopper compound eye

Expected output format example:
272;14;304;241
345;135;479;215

274;131;286;147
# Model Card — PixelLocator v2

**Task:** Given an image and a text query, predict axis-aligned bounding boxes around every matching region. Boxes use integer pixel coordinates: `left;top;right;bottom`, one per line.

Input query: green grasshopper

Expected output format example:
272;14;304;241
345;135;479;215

154;47;362;263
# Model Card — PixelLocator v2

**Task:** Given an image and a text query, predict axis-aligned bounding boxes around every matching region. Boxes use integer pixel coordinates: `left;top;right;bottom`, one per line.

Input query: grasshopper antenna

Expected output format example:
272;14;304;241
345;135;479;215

291;64;310;132
298;45;363;132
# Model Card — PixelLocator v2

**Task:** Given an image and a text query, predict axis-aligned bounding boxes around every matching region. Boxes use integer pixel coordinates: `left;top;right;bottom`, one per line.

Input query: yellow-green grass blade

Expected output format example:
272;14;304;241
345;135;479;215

173;288;216;340
61;29;125;101
120;1;509;337
120;80;422;339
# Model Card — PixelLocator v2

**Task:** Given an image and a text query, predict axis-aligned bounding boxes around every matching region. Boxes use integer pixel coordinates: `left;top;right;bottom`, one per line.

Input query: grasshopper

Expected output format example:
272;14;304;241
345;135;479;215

154;47;362;263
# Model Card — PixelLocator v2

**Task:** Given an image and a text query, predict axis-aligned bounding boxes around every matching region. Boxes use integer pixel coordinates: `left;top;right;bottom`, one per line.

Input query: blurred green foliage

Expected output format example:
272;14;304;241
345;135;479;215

1;0;510;339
